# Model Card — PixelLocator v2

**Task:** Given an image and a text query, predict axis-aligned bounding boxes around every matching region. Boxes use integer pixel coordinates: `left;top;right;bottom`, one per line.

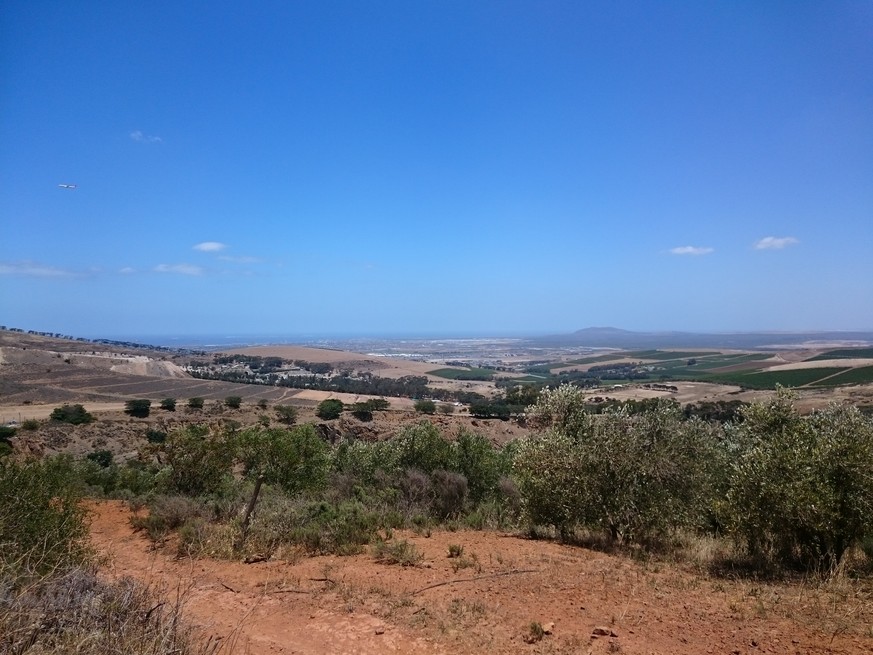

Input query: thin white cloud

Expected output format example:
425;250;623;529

193;241;227;252
155;263;203;276
754;236;799;250
218;255;261;264
130;130;163;143
669;246;714;256
119;267;136;274
0;261;76;277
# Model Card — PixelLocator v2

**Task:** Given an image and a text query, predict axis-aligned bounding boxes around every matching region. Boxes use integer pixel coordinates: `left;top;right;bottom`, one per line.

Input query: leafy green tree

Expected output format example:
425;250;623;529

414;399;436;414
515;388;722;542
367;398;391;411
161;425;235;495
275;404;298;425
124;399;151;418
224;396;242;409
351;402;373;421
454;429;500;502
316;398;344;420
723;391;873;571
238;425;329;494
159;397;177;411
391;421;456;474
187;397;205;410
50;404;95;425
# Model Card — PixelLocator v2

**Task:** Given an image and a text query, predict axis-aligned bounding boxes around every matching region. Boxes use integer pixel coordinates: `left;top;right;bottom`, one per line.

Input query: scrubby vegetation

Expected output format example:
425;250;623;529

54;387;870;576
7;383;871;637
49;403;95;425
0;458;209;655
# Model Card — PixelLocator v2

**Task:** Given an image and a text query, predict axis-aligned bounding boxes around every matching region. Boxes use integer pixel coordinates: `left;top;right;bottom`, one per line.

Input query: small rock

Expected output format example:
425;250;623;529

375;627;385;635
543;622;555;635
592;626;618;638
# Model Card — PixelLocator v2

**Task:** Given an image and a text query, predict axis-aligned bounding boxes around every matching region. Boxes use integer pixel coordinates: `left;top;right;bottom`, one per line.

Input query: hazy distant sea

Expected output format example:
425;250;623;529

96;332;528;349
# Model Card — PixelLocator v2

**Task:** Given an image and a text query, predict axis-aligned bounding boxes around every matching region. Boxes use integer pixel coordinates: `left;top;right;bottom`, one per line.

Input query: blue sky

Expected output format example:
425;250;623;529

2;1;871;339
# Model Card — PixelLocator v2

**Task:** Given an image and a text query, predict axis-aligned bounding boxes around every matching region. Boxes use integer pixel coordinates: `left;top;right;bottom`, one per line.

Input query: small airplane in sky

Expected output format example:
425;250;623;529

58;184;77;189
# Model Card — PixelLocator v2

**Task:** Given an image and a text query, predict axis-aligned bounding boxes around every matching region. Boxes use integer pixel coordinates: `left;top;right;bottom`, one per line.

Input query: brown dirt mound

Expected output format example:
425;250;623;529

88;500;873;655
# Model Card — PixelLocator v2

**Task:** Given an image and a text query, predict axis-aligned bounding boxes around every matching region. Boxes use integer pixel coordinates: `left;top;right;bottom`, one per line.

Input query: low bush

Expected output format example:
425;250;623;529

0;567;207;655
50;404;95;425
274;404;298;425
316;398;343;420
0;457;89;575
371;538;423;566
125;399;151;418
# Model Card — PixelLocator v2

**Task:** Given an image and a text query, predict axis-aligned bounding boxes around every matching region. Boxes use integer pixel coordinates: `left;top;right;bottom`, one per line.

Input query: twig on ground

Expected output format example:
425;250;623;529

410;568;539;596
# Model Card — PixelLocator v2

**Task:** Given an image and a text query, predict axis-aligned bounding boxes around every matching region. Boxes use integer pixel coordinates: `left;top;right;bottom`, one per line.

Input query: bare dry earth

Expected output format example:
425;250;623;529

90;500;873;655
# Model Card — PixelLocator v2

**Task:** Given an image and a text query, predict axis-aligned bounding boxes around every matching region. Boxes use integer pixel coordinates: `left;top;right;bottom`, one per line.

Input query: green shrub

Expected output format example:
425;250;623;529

49;404;95;425
723;391;873;571
515;393;723;543
454;429;501;502
159;397;177;411
21;418;40;430
237;424;329;495
288;500;380;555
146;429;167;443
161;425;236;495
224;396;242;409
124;399;151;418
390;421;457;474
316;398;344;420
0;457;90;574
86;449;113;468
131;495;208;542
274;404;298;425
187;397;204;410
414;399;436;414
371;538;423;566
351;402;373;421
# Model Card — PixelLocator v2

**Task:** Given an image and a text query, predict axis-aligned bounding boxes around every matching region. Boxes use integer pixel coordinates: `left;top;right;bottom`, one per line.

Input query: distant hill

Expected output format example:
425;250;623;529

530;328;873;350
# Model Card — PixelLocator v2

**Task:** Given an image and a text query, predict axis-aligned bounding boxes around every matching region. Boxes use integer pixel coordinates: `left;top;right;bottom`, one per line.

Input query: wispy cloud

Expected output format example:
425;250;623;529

193;241;227;252
754;236;799;250
669;246;714;256
0;261;76;277
119;267;136;274
130;130;162;143
155;263;203;276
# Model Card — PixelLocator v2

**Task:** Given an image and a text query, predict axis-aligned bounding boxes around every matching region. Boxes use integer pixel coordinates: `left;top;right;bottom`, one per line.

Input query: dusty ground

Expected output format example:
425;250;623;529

89;500;873;655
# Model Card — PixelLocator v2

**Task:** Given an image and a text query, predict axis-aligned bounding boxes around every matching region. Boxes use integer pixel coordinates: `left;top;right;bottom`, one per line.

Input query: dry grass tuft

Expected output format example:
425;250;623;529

0;565;227;655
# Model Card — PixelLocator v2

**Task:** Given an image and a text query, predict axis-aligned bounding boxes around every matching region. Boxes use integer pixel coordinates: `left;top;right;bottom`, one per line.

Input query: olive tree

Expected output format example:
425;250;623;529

723;390;873;571
515;385;723;543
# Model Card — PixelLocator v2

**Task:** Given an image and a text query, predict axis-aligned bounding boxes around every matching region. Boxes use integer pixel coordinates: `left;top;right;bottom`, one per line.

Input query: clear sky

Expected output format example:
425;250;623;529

2;1;871;339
